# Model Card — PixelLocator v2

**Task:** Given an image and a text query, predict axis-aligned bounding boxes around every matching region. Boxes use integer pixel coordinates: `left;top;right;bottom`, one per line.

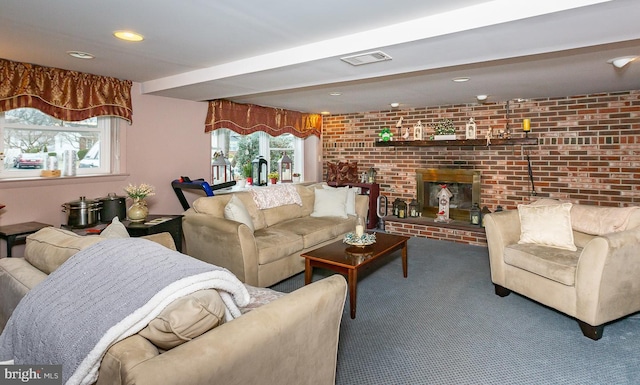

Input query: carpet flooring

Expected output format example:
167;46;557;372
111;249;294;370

271;236;640;385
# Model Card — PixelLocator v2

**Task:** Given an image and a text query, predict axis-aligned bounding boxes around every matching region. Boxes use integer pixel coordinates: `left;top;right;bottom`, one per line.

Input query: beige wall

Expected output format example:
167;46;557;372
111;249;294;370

0;83;210;256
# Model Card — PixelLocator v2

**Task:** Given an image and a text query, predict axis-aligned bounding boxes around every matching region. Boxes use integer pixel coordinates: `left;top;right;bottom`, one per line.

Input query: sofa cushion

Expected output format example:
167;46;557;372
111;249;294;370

504;243;582;286
100;217;130;239
311;188;348;219
25;227;108;274
276;216;352;249
517;202;577;251
139;289;226;350
224;194;255;232
254;228;304;265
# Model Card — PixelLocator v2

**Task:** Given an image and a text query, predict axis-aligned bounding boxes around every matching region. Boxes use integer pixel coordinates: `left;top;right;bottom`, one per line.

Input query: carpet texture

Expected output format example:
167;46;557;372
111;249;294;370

271;236;640;385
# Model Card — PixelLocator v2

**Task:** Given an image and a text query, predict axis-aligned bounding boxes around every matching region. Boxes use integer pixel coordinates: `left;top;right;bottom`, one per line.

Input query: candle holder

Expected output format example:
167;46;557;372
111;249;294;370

523;118;531;138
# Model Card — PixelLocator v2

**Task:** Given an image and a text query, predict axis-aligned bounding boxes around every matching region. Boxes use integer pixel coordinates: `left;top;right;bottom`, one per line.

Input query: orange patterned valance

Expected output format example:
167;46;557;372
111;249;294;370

0;58;133;123
205;99;321;138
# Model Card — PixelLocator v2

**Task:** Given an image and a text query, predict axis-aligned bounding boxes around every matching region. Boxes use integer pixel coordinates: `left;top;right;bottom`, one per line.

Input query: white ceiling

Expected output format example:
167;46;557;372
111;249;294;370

1;0;639;115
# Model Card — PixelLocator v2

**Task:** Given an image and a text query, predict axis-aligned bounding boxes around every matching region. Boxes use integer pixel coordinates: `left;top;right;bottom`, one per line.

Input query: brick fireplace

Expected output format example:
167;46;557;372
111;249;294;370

321;90;640;245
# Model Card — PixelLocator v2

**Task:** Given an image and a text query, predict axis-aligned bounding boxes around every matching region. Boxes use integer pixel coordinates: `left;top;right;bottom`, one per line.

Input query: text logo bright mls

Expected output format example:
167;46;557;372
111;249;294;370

1;365;61;384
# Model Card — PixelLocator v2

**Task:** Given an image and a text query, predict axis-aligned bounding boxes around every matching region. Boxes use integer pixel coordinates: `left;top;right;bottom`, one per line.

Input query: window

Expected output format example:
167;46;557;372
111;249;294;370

1;108;118;179
211;129;302;182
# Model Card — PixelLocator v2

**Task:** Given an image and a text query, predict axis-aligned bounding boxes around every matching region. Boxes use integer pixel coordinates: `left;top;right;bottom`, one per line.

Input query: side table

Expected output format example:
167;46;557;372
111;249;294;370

122;215;183;252
0;222;52;257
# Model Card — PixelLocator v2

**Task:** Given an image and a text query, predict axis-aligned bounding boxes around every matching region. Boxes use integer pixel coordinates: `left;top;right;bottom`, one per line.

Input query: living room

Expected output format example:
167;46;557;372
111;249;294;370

1;1;640;384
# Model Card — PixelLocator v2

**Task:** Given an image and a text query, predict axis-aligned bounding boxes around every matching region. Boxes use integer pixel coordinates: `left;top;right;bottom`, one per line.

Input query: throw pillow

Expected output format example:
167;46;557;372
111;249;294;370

100;217;130;239
517;202;577;251
311;188;348;218
326;162;339;183
224;194;255;231
337;161;358;184
139;289;226;350
323;184;357;216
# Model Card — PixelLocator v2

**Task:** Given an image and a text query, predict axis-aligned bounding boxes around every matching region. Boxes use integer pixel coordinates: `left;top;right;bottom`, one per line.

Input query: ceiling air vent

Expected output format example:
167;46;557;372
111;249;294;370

340;51;392;66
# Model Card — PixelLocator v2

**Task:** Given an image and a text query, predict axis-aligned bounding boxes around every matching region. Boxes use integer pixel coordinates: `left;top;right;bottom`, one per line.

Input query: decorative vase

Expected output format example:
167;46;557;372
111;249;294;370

127;198;149;222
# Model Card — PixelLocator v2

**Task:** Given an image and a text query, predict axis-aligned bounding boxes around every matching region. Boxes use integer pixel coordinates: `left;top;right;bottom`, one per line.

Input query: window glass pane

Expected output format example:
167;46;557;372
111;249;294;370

269;134;294;173
1;108;108;177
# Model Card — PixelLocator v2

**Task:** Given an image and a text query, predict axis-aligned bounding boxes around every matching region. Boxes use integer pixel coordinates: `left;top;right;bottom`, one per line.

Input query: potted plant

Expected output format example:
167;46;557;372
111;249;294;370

242;163;253;185
434;119;456;140
268;171;279;184
292;172;301;183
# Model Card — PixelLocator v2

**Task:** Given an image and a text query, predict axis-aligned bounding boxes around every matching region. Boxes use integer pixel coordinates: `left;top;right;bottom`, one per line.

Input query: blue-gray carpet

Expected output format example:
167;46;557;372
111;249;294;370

271;236;640;385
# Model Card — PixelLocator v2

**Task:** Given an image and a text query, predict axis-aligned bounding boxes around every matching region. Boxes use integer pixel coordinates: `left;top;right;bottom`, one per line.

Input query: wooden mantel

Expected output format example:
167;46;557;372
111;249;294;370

374;137;538;147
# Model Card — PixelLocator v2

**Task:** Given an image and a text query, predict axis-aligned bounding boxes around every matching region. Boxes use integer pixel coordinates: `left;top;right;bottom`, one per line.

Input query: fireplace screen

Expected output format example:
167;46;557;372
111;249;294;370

416;168;480;221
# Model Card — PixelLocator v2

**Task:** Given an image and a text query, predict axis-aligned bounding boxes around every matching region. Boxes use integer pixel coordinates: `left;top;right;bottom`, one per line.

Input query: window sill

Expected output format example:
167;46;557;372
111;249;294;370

0;173;130;189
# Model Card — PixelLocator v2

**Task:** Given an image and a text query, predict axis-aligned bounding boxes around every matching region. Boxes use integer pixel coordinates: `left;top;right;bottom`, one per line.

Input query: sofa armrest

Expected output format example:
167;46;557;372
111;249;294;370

484;210;521;286
112;275;348;385
575;227;640;325
182;211;259;285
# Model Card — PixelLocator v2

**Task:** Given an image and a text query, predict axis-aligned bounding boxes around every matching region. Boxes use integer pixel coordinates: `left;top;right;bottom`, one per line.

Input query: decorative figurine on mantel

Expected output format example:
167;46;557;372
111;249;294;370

435;184;453;223
465;117;477;140
485;126;493;146
379;127;393;141
413;121;424;140
402;126;411;140
396;116;404;137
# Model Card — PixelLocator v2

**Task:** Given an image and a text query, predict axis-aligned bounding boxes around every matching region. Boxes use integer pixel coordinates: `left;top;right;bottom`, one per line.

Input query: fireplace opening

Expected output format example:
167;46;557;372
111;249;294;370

416;168;480;221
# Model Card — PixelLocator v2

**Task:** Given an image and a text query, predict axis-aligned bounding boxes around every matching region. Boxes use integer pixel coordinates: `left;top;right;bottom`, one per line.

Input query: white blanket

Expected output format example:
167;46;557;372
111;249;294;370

0;238;249;385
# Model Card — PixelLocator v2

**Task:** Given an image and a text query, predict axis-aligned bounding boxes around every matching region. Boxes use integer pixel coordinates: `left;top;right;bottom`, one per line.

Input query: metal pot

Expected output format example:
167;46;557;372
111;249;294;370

98;193;127;223
62;196;101;228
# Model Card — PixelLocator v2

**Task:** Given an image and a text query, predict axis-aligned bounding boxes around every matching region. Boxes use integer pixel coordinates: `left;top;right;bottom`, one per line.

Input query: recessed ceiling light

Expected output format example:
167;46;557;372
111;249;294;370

452;77;470;83
329;92;342;96
113;30;144;42
607;56;638;69
320;111;331;115
67;51;94;59
476;94;488;101
390;102;400;108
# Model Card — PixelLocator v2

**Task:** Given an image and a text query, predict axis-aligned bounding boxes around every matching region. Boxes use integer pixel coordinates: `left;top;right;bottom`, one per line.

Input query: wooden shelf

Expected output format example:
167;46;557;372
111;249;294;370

374;137;538;148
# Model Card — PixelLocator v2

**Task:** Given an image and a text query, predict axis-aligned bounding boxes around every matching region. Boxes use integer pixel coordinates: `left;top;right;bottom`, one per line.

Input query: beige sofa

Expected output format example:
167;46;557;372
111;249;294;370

0;227;348;385
484;199;640;340
183;183;369;287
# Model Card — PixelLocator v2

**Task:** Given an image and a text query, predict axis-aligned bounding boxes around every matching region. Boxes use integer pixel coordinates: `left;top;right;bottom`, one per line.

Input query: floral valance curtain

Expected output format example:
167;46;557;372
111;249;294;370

0;58;133;123
205;99;321;138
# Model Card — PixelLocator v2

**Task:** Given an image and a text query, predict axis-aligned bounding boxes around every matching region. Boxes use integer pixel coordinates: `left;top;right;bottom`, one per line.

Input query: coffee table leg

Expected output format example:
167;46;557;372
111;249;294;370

402;241;408;278
304;259;313;285
348;268;357;319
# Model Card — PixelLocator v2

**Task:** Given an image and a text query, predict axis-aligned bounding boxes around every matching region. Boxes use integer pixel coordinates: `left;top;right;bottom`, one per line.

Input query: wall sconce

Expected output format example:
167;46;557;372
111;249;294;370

522;118;531;137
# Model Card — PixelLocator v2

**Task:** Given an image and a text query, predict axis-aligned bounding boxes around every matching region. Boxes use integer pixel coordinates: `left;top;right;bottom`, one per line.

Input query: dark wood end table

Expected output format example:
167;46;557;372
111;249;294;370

0;221;52;257
301;232;409;319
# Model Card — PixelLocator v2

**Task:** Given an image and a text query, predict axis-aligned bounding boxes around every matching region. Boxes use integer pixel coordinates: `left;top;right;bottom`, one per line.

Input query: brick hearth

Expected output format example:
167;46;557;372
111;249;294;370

322;90;640;244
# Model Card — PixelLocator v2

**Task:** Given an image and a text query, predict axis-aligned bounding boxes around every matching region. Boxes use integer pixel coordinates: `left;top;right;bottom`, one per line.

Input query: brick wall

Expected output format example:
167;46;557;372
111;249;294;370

322;90;640;243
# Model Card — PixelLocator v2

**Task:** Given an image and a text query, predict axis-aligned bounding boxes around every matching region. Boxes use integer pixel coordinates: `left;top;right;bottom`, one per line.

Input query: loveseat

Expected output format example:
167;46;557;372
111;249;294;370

0;226;348;385
183;183;369;287
484;199;640;340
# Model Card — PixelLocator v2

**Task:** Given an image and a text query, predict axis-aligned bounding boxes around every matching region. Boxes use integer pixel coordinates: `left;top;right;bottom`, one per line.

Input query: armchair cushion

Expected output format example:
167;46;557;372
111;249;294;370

517;202;577;251
504;243;582;286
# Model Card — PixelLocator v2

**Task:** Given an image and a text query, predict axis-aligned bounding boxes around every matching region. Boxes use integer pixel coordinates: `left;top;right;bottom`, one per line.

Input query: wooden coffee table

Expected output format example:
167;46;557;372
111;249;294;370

301;232;410;319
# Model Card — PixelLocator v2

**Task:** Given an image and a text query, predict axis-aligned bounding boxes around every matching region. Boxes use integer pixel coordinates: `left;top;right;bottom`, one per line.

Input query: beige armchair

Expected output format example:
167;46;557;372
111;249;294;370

484;201;640;340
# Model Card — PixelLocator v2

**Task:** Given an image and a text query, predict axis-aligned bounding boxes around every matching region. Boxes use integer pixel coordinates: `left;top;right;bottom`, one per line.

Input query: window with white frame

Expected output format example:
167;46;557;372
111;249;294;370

1;108;117;179
210;129;302;182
